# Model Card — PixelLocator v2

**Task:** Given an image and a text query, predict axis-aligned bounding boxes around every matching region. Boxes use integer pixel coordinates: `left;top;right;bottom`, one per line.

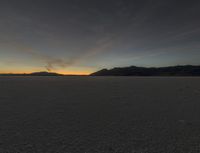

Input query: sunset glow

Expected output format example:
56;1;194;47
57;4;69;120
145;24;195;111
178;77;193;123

0;0;200;74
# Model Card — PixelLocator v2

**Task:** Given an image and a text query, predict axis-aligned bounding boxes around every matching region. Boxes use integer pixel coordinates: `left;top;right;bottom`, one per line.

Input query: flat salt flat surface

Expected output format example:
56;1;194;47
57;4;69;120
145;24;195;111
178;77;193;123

0;77;200;153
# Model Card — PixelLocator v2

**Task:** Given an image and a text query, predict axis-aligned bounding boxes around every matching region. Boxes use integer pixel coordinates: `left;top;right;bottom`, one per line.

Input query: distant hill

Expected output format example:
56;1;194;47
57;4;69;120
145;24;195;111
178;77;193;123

90;65;200;76
0;71;63;76
30;71;63;76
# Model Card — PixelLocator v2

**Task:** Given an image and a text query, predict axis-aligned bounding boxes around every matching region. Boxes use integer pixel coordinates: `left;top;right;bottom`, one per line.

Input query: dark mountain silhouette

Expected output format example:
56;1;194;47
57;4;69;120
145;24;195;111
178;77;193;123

30;71;63;76
90;65;200;76
0;71;63;76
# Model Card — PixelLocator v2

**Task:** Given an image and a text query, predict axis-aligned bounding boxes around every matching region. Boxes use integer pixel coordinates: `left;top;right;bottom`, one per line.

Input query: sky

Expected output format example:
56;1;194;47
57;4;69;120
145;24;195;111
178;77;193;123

0;0;200;74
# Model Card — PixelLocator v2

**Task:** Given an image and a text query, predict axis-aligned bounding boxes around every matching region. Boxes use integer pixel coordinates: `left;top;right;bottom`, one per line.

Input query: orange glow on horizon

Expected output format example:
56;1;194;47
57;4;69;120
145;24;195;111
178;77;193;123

55;71;91;75
0;70;92;75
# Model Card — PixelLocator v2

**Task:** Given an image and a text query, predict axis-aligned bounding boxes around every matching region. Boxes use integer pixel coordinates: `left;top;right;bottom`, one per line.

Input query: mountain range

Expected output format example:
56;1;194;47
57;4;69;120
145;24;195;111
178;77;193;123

0;72;63;76
90;65;200;76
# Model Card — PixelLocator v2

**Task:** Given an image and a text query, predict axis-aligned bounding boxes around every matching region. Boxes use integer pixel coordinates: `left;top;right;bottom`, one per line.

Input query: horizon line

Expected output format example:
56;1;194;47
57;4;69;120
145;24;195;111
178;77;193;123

1;64;200;76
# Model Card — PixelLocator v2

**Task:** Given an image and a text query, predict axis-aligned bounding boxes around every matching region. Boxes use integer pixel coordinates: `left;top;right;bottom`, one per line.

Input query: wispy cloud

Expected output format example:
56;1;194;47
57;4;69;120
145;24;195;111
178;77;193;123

1;42;76;71
1;38;115;71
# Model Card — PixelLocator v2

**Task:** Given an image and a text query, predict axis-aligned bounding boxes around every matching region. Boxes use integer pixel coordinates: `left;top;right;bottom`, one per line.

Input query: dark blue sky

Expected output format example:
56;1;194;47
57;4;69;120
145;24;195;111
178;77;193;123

0;0;200;74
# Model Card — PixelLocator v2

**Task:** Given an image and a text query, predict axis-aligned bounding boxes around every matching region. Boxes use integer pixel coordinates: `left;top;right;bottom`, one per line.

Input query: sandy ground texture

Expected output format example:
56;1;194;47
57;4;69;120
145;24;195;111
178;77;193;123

0;76;200;153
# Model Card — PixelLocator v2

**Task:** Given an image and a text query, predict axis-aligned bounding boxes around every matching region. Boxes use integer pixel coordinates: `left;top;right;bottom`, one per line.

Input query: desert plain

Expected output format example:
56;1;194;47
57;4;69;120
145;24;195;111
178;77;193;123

0;76;200;153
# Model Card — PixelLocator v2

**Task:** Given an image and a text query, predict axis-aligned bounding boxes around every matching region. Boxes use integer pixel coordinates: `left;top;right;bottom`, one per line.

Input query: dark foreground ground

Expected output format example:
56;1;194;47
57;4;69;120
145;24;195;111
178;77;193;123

0;77;200;153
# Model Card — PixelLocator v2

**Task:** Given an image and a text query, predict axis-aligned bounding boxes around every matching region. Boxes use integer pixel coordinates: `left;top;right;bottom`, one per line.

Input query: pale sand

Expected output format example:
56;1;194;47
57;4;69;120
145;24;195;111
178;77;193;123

0;77;200;153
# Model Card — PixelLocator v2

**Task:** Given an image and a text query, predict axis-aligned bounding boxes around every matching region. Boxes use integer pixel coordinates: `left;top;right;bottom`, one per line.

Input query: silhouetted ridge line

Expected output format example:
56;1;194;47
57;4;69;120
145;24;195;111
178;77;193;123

30;71;63;76
90;65;200;76
0;71;63;76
